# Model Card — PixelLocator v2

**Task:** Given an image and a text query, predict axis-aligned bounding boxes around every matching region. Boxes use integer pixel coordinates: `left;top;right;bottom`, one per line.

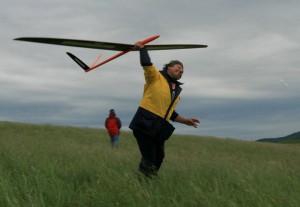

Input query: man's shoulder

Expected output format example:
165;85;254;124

144;64;158;72
144;65;162;81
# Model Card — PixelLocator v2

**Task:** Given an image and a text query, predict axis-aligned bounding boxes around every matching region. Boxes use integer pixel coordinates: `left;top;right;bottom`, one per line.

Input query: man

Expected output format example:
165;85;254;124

105;109;122;148
129;42;200;177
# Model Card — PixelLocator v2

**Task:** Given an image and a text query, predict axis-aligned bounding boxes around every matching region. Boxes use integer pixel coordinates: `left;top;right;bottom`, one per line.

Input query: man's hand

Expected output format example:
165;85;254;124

185;118;200;128
174;116;200;128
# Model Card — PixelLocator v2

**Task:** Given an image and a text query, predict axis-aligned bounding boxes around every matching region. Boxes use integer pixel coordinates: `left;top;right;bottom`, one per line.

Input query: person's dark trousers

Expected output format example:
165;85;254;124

133;130;165;177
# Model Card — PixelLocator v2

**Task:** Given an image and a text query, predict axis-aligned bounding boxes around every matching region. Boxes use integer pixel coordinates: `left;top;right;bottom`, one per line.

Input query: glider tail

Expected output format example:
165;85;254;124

66;35;160;72
66;52;90;71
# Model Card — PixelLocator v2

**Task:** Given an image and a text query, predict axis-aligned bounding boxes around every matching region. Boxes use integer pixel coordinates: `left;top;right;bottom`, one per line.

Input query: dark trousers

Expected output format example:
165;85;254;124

133;130;165;177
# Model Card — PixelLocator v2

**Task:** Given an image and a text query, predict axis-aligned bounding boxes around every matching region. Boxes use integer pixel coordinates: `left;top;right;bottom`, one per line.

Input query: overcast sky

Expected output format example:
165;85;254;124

1;0;299;140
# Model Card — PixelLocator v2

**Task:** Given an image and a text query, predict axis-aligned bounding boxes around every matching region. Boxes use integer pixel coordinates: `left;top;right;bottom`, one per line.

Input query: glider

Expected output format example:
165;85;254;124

14;35;207;72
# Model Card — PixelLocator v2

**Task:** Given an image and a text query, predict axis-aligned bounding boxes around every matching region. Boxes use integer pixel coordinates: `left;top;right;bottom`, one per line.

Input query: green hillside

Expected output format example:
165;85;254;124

0;121;299;207
257;131;300;143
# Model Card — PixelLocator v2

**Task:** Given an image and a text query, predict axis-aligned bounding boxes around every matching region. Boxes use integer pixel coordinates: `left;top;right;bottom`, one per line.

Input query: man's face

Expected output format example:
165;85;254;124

167;64;184;80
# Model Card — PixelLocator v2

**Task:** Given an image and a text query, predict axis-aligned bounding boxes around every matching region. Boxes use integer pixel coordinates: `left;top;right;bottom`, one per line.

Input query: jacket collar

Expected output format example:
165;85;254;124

109;113;116;118
160;70;183;100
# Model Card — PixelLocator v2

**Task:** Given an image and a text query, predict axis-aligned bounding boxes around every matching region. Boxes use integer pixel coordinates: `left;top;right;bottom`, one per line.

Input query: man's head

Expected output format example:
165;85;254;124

109;109;115;114
163;60;184;81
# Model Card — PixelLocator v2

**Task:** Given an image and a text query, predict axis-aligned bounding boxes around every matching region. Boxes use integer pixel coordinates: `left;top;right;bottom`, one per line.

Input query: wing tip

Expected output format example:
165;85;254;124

66;52;90;72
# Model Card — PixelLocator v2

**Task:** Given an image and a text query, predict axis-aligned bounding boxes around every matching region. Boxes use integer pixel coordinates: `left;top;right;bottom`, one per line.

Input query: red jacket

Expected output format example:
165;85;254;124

105;114;122;135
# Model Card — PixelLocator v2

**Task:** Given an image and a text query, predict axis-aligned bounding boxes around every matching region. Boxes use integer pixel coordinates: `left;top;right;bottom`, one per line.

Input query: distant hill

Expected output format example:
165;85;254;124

256;131;300;143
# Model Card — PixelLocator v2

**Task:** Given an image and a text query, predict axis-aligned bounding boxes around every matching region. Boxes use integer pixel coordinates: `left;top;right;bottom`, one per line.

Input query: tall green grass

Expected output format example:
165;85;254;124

0;121;299;207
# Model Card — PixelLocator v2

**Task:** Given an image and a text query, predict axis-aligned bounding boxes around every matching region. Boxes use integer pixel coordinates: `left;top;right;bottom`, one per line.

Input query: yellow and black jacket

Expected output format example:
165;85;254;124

140;64;181;120
129;50;182;138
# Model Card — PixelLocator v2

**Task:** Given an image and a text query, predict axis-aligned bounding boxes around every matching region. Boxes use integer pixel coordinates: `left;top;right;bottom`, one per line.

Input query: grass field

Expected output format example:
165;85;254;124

0;121;299;207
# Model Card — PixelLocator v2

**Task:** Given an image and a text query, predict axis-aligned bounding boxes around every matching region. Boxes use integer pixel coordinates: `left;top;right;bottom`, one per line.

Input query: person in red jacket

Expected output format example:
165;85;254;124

105;109;122;148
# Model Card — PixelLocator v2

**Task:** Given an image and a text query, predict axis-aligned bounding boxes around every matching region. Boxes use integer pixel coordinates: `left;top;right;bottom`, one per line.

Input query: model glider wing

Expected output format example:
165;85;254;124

14;37;207;51
145;44;207;50
14;37;132;51
14;35;208;72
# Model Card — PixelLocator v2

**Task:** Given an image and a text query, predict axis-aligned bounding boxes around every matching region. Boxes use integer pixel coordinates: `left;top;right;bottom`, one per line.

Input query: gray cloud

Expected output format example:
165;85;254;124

1;0;299;140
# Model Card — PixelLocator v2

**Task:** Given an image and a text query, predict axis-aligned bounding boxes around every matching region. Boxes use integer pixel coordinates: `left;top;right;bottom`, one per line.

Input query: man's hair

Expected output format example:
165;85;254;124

163;60;183;71
109;109;115;114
